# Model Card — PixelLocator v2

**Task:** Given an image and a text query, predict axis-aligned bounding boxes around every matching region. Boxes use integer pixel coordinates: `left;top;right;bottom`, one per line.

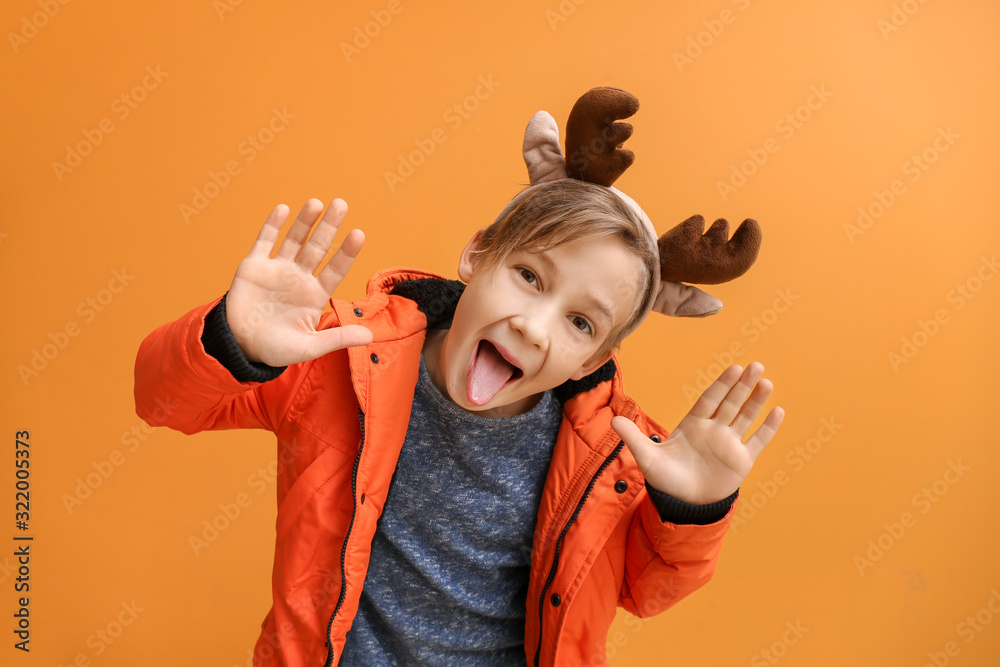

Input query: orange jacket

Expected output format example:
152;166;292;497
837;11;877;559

134;267;737;667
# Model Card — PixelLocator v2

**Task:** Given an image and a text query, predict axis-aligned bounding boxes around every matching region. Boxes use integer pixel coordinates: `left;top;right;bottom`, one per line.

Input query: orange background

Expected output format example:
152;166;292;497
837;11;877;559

3;1;1000;665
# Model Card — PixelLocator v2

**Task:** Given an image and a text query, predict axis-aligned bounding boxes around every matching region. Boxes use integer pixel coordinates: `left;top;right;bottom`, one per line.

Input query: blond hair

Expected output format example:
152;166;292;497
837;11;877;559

472;179;658;359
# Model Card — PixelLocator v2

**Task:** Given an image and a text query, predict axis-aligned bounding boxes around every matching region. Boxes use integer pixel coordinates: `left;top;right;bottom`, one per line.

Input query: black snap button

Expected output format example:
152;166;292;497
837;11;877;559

360;493;366;505
550;593;561;607
370;353;379;364
353;307;363;317
650;434;661;443
614;480;628;494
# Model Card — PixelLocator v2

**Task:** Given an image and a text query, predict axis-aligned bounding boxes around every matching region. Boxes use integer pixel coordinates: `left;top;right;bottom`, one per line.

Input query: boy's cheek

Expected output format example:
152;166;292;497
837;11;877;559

552;343;601;377
554;333;598;359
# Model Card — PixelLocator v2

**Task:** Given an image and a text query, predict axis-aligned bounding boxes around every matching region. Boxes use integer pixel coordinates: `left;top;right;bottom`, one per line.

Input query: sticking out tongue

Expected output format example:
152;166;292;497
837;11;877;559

467;340;519;406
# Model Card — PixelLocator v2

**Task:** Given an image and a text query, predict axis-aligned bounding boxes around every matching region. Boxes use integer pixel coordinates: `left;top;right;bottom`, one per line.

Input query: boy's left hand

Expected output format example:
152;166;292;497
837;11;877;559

611;363;784;506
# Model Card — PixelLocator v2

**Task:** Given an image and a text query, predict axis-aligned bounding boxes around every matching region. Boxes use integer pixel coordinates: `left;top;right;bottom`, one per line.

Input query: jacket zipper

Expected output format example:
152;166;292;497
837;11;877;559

533;439;625;667
323;406;366;667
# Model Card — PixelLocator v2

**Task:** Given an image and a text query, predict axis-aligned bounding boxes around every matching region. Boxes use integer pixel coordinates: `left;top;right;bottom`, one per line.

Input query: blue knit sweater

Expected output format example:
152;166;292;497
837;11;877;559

339;354;563;665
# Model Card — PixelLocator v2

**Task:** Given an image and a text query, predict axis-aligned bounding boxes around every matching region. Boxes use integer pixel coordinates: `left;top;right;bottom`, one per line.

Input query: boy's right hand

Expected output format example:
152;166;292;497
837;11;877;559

224;198;374;367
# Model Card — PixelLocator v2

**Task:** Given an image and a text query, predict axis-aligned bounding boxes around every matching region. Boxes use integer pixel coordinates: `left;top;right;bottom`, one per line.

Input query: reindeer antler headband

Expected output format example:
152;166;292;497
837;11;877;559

517;86;762;318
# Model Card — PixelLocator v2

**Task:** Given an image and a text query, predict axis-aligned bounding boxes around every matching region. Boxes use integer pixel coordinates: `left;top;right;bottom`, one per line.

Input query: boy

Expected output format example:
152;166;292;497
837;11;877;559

134;91;783;666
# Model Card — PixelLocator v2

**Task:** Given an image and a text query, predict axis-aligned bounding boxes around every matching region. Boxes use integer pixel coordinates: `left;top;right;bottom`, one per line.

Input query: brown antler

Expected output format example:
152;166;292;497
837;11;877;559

658;215;763;284
564;87;639;187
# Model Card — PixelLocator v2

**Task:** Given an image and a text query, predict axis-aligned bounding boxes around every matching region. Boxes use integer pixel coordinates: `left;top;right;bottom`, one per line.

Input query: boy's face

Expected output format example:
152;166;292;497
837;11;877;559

423;231;644;418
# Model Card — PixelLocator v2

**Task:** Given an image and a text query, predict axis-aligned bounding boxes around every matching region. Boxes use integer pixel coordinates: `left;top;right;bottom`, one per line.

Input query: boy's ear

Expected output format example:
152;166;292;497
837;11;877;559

458;229;486;282
570;348;615;381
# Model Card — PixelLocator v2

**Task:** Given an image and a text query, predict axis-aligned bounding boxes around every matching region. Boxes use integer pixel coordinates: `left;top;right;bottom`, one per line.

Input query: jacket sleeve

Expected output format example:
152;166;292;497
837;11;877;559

617;410;739;618
133;293;308;435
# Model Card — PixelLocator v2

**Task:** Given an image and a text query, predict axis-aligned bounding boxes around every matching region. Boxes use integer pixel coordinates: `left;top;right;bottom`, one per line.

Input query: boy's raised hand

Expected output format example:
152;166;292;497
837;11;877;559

224;198;374;367
611;363;784;506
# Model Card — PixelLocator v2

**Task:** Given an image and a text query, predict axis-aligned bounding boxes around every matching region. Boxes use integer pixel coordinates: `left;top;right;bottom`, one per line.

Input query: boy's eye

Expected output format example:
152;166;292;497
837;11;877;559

518;267;538;285
571;316;593;335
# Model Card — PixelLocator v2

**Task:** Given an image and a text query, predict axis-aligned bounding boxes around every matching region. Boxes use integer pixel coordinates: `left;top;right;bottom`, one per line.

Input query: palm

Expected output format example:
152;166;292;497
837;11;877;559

641;410;757;505
612;363;784;505
224;198;373;367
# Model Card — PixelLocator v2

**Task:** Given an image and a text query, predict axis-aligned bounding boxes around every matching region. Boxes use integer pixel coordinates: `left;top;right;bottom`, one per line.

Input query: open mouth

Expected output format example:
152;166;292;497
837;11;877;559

466;339;523;406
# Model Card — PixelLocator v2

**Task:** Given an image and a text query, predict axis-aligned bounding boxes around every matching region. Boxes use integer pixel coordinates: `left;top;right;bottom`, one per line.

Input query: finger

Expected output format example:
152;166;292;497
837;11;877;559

611;416;658;477
712;362;765;425
745;406;785;461
688;364;743;420
295;199;349;274
306;324;374;359
730;378;774;437
316;228;365;297
248;204;290;258
274;199;324;261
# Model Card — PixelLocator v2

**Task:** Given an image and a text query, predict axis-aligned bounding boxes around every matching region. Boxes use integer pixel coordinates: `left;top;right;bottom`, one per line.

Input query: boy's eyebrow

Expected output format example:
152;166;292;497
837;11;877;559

532;251;616;329
532;250;559;275
583;293;616;329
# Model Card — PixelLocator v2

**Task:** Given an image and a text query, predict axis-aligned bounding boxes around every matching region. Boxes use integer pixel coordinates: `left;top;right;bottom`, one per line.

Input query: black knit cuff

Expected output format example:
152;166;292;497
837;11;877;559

201;292;287;383
645;482;739;526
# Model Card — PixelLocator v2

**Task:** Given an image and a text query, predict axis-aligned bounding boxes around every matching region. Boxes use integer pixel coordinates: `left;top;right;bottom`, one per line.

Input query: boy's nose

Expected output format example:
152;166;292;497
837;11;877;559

509;312;547;349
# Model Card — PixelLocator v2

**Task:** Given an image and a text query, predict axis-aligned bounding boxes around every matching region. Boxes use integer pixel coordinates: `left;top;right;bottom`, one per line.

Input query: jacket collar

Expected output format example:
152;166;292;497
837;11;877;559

379;270;618;404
